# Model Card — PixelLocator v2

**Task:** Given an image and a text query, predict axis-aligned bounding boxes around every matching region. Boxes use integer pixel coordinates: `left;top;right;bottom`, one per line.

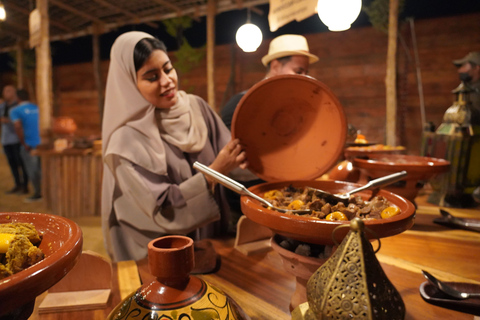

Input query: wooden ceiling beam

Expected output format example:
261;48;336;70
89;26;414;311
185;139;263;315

2;20;30;32
3;1;72;32
92;0;159;28
0;28;26;40
49;0;105;25
149;0;183;16
250;6;264;16
1;0;271;53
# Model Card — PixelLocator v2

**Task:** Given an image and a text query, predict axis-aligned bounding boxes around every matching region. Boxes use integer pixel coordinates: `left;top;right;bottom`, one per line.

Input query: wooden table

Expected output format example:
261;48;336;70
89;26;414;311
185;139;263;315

33;195;480;320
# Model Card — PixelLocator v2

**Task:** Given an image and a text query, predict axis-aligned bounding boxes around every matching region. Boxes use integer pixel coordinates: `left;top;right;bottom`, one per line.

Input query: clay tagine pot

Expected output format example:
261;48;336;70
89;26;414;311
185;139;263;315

107;236;250;320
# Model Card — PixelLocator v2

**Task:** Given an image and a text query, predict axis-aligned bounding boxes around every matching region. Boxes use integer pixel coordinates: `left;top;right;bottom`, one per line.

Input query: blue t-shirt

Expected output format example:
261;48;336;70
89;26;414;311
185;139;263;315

9;102;41;148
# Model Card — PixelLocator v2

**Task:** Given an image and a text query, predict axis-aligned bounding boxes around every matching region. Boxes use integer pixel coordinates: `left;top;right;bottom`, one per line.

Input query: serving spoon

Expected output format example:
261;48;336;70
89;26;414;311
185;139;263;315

438;209;480;233
192;162;311;214
307;170;408;204
422;270;480;299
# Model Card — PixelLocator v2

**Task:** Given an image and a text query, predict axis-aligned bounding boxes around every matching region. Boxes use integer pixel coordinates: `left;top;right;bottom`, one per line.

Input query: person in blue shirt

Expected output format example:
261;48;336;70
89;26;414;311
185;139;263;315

0;85;29;194
10;89;42;202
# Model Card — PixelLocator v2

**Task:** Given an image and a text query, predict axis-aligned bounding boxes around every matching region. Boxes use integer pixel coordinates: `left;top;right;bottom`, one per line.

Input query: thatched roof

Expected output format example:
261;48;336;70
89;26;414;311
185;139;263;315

0;0;269;52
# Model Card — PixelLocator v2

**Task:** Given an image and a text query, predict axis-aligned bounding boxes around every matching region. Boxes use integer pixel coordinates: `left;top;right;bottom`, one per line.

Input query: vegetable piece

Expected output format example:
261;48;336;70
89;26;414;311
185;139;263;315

288;200;305;210
264;190;283;201
0;233;15;253
325;211;348;221
381;206;401;219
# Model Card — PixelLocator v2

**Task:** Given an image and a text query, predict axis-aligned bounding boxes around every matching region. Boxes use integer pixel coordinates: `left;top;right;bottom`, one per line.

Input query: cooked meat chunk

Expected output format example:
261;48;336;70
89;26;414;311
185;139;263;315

309;199;326;211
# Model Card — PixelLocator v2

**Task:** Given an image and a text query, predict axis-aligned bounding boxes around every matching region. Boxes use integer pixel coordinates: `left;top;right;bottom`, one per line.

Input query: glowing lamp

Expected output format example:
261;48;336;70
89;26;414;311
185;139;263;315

0;2;6;21
317;0;362;32
236;23;263;52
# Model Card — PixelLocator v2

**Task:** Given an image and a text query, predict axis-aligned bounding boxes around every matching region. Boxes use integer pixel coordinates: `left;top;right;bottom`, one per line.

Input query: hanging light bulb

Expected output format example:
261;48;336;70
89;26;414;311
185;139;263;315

236;8;263;53
0;2;6;21
317;0;362;32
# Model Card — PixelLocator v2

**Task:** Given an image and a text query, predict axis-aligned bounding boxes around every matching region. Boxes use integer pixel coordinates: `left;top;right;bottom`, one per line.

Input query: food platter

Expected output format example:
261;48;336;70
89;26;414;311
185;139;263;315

232;74;347;182
0;212;83;316
240;180;416;245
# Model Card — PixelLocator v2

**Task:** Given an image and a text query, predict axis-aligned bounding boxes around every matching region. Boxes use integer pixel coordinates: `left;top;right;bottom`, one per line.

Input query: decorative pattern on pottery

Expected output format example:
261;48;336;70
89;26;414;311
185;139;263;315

111;280;245;320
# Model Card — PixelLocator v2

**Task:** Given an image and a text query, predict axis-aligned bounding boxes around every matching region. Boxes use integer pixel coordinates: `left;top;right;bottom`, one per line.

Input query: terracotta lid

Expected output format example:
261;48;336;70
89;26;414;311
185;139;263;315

232;75;347;181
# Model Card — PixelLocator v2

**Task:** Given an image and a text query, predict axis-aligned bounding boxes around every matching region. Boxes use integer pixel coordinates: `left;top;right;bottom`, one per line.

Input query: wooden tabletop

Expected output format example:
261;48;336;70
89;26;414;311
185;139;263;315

33;194;480;320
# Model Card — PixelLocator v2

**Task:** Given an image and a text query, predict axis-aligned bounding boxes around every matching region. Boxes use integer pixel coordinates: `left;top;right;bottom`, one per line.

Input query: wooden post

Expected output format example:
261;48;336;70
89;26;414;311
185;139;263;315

16;41;25;89
35;0;53;143
92;23;105;122
385;0;399;146
207;0;216;111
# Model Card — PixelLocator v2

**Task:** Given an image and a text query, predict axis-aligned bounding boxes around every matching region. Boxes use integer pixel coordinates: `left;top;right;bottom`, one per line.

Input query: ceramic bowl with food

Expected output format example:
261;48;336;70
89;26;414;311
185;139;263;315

240;180;416;246
353;154;450;203
0;212;83;317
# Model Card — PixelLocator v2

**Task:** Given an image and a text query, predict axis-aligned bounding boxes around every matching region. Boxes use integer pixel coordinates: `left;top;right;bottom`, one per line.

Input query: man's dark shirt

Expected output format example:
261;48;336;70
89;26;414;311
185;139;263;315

220;91;247;130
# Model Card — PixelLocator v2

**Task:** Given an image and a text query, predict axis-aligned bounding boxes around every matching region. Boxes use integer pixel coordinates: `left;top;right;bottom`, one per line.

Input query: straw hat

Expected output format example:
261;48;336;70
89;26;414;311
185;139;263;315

261;34;319;66
453;51;480;67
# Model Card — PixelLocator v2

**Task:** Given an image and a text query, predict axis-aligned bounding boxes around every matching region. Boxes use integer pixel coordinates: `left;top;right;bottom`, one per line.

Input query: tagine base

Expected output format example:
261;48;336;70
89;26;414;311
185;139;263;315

270;235;334;311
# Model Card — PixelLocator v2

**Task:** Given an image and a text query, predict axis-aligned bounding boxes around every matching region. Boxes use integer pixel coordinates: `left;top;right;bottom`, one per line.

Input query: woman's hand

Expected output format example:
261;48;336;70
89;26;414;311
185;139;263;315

209;139;248;175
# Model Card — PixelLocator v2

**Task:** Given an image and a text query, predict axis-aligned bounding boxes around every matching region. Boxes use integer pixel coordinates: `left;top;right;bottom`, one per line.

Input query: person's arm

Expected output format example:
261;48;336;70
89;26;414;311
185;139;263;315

0;104;9;123
110;156;221;235
12;120;29;151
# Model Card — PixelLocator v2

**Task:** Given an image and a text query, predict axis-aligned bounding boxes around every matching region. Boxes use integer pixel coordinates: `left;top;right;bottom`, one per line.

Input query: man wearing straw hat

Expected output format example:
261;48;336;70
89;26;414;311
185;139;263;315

221;34;319;130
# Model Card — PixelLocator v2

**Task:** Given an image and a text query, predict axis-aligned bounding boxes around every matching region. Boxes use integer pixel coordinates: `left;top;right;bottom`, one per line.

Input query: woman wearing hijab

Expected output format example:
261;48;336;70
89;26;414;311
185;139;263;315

102;31;247;262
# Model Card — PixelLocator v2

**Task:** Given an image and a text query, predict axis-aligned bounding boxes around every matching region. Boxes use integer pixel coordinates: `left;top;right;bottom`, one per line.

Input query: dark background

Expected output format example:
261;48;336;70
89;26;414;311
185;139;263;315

1;0;479;71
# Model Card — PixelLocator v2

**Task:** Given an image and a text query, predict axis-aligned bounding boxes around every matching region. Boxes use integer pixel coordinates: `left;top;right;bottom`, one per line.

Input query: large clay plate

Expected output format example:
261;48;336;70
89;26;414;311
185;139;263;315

0;212;83;316
232;74;347;182
240;180;416;245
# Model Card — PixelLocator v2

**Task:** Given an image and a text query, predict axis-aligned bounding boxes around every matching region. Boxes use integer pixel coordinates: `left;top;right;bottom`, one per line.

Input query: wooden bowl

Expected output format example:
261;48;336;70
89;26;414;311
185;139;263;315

232;74;347;182
240;180;416;246
0;212;83;316
353;154;450;203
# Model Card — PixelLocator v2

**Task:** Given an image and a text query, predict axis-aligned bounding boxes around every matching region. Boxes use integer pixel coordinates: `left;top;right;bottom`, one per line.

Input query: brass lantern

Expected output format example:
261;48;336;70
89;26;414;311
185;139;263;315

292;218;405;320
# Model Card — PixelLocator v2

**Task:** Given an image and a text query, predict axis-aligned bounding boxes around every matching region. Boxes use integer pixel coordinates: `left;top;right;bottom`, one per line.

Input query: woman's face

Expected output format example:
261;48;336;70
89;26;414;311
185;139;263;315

136;49;178;109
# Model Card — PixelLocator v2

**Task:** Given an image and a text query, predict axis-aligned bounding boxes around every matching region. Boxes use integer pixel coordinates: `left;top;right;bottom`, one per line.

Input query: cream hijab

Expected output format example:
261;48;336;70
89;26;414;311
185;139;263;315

102;31;207;175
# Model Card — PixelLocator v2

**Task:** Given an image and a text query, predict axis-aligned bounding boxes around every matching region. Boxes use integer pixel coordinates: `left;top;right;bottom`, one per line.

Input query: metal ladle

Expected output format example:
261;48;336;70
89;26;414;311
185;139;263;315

307;170;408;204
422;270;480;299
192;161;311;214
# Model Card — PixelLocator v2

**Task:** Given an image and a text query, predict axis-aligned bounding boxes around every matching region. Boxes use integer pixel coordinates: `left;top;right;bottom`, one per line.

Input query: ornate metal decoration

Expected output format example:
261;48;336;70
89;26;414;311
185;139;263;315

294;218;405;320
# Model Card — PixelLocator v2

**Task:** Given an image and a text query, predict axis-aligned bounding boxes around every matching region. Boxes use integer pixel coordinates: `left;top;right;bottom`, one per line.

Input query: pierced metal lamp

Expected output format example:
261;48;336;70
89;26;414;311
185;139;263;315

292;218;405;320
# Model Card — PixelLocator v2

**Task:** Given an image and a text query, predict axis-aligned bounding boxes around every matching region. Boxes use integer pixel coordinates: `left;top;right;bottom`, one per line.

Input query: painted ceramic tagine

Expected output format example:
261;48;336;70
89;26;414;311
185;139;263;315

108;235;250;320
